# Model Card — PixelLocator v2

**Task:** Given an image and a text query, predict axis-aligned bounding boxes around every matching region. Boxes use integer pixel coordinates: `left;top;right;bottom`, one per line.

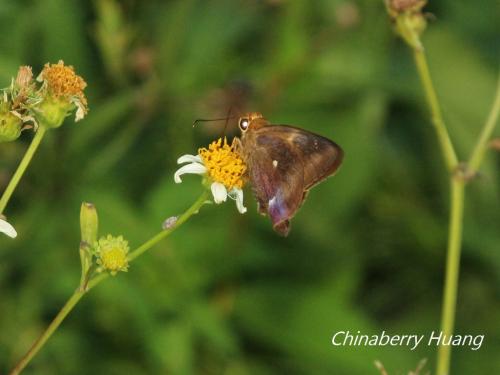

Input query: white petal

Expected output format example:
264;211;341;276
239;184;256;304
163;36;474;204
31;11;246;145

174;162;207;183
177;154;203;164
232;188;247;214
74;101;86;122
211;182;228;204
0;219;17;238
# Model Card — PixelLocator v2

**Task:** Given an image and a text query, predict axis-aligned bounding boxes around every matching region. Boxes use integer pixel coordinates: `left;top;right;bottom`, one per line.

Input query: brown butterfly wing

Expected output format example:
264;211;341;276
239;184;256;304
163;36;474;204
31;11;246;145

242;125;343;236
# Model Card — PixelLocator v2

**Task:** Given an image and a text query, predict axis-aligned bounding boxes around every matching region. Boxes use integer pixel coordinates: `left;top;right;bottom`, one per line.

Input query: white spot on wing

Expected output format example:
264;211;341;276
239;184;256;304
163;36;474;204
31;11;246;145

269;196;277;207
272;160;278;168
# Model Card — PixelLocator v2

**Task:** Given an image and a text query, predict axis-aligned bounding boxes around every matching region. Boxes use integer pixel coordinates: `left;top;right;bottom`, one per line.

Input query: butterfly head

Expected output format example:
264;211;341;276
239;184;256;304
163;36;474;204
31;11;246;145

238;112;266;133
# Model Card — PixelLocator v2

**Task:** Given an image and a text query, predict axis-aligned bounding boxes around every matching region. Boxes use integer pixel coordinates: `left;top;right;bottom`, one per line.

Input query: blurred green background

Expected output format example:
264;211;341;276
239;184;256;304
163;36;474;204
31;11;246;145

0;0;499;374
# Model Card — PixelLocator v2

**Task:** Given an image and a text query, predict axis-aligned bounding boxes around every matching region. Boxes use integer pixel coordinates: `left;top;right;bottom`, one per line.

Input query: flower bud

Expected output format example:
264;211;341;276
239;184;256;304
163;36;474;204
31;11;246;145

79;202;99;289
405;11;427;36
36;96;74;129
385;0;427;50
80;202;98;245
0;110;22;142
0;65;39;137
386;0;426;15
15;66;33;88
95;235;130;275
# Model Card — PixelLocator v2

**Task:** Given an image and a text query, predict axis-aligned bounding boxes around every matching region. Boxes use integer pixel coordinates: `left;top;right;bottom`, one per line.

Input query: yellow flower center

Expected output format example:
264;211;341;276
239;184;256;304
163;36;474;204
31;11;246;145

198;138;246;190
95;235;129;275
40;60;87;105
100;247;128;272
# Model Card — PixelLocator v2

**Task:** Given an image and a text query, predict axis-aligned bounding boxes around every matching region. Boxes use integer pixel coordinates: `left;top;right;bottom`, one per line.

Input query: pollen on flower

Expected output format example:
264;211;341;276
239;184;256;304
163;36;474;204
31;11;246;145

40;60;88;107
95;235;129;275
198;138;246;190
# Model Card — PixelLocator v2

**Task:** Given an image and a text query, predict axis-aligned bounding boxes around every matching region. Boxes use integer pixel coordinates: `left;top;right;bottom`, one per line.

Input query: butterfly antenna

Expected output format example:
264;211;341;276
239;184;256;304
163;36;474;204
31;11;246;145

192;116;237;127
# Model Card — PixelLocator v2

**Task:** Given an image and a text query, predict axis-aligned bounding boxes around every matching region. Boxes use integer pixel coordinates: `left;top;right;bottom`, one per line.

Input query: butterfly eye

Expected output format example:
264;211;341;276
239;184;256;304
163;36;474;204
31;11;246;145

239;118;250;132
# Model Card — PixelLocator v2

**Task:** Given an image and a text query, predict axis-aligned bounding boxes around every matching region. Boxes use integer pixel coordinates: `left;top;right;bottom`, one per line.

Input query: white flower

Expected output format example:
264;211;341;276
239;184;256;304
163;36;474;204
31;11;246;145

174;138;248;214
0;217;17;238
174;154;207;182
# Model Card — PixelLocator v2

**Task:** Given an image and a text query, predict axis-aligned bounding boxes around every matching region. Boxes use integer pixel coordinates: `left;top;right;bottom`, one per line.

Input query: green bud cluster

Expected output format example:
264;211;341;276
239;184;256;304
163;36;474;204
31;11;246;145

385;0;427;50
79;202;129;288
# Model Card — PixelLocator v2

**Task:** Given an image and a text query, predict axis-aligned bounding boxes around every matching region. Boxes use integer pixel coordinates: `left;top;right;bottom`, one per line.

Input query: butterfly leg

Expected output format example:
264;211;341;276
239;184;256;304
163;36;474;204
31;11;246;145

231;137;243;155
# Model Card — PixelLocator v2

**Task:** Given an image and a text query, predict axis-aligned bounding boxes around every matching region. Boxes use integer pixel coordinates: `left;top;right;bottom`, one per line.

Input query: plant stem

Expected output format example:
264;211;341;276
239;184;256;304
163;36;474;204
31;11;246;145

412;45;466;375
436;178;465;375
0;127;47;214
413;49;458;172
468;75;500;172
9;289;85;375
434;73;500;375
8;190;209;375
127;191;209;261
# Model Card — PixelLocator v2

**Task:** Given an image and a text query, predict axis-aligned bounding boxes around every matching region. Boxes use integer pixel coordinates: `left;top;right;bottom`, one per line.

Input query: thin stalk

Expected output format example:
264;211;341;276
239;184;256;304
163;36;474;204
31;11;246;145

127;191;209;261
468;75;500;171
0;127;47;214
436;179;465;375
9;289;85;375
412;44;466;375
413;49;458;171
8;190;209;375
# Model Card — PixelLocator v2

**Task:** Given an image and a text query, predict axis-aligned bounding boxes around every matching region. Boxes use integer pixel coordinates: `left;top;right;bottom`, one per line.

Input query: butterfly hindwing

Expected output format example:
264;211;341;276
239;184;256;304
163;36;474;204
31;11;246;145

242;124;343;236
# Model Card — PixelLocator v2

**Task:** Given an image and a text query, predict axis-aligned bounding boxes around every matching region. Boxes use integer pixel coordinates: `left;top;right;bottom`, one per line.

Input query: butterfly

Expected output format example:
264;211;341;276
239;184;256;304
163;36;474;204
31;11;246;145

234;112;343;236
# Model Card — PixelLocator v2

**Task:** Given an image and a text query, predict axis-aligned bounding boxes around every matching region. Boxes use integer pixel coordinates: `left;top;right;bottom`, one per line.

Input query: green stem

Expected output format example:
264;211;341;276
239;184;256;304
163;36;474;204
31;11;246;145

413;49;458;172
468;75;500;172
0;127;47;214
9;289;85;375
127;191;209;261
412;42;466;375
8;190;209;375
396;11;497;375
436;179;465;375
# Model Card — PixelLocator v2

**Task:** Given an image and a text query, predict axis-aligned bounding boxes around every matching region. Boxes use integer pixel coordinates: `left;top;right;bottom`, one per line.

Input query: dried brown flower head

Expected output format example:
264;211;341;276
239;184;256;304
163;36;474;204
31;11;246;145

386;0;426;14
40;60;86;99
15;66;33;89
38;60;88;122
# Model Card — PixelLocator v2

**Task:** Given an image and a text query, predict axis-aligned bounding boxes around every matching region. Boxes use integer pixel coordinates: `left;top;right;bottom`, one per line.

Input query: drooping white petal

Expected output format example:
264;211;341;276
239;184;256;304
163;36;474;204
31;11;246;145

0;218;17;238
211;182;228;204
231;188;247;214
74;100;86;122
177;154;203;164
174;162;207;183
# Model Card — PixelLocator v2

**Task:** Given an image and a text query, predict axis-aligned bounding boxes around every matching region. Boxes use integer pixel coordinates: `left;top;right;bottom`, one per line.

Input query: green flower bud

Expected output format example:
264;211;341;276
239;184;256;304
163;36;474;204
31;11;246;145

79;202;99;290
385;0;427;50
95;235;130;275
394;12;427;50
0;110;22;142
36;96;74;129
80;202;98;245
